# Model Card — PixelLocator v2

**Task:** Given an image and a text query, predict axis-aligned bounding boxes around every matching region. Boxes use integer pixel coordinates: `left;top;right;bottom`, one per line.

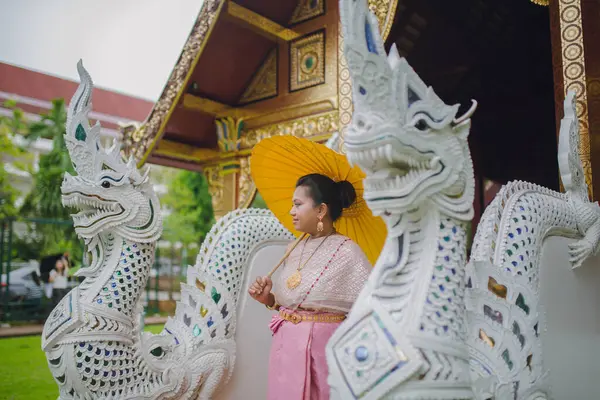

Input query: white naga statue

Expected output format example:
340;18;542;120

42;62;293;399
327;0;600;399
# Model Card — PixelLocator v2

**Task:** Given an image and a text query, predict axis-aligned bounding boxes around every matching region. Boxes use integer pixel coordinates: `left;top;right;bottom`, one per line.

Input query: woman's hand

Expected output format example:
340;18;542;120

248;276;274;306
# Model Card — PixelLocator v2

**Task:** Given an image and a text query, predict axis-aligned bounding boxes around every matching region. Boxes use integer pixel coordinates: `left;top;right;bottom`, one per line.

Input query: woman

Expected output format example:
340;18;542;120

49;258;69;305
249;173;372;400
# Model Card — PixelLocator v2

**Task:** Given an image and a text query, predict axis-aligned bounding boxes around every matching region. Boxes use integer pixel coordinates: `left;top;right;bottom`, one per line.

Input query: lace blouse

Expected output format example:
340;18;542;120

272;234;372;313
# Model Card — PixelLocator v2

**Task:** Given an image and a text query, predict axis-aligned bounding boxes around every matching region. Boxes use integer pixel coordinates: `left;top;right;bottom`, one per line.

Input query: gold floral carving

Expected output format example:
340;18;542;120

241;110;339;149
237;156;257;209
127;0;225;167
119;121;143;159
239;48;278;105
557;0;592;198
290;30;326;92
204;165;225;214
367;0;398;42
289;0;325;25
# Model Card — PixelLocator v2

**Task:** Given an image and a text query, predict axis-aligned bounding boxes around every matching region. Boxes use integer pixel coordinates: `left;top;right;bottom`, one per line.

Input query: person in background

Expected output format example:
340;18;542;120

49;258;69;305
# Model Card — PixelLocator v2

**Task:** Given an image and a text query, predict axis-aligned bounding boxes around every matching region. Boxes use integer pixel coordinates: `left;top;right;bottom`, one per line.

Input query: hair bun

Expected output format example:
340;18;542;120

336;180;357;209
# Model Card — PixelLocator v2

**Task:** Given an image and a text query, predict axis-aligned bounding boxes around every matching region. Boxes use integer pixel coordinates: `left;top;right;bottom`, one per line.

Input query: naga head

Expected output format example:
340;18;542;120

62;61;162;244
558;90;589;201
340;0;475;221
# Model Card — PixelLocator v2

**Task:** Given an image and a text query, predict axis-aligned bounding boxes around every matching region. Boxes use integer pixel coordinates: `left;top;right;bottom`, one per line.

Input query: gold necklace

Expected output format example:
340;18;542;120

286;232;334;290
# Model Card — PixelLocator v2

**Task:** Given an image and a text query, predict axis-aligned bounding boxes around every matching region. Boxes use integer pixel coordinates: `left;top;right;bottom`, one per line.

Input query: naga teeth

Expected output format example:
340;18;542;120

385;144;393;163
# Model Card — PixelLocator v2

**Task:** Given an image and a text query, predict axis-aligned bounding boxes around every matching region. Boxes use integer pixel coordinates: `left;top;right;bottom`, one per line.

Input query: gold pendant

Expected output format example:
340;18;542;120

286;270;302;289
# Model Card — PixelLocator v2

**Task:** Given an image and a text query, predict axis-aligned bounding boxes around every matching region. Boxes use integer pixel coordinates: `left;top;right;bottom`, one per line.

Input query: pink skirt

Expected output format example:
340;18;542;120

267;308;342;400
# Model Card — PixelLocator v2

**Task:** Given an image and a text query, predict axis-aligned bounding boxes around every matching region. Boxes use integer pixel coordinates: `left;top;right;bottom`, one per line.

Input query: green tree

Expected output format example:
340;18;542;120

0;100;30;218
161;170;215;246
20;98;72;219
17;99;82;264
250;192;268;209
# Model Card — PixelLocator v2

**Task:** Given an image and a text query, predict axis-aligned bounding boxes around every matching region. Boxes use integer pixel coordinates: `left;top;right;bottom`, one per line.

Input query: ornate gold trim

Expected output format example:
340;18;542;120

239;48;278;105
225;0;300;41
134;0;227;167
368;0;399;42
241;110;338;149
558;0;592;197
338;23;352;149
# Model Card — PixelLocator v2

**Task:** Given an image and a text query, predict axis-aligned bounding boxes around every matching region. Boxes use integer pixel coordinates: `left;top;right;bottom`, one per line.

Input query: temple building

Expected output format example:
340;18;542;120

123;0;600;221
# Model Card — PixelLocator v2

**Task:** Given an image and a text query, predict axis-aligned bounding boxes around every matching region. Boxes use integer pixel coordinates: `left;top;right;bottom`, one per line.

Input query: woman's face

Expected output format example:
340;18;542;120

55;260;64;271
290;186;321;233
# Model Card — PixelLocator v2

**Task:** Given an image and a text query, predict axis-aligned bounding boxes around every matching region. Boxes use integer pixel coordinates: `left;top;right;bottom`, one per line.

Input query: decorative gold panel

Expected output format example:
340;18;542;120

290;30;326;92
289;0;326;25
337;23;352;146
239;48;278;105
557;0;592;198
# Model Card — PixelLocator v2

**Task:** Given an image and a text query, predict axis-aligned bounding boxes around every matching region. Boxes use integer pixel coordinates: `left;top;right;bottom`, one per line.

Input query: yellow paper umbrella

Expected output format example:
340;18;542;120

250;135;386;265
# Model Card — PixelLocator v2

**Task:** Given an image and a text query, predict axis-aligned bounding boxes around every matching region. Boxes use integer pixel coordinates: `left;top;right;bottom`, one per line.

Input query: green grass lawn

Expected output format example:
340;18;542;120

0;324;164;400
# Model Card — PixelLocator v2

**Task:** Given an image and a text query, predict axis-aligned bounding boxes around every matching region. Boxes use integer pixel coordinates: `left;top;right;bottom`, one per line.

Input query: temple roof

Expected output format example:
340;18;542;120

124;0;399;171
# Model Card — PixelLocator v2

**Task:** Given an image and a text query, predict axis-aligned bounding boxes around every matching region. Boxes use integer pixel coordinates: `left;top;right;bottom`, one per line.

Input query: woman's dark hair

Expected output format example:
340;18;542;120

296;174;357;221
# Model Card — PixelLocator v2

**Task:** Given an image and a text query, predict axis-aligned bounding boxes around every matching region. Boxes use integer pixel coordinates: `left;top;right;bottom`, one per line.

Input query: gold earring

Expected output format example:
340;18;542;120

317;216;324;232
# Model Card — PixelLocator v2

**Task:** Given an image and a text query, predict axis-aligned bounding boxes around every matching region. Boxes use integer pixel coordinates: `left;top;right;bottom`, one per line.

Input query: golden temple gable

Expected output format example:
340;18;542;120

123;0;398;218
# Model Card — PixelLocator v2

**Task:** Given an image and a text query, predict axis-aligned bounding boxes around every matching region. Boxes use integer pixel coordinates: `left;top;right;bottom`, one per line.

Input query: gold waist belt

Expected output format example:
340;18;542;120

279;309;346;325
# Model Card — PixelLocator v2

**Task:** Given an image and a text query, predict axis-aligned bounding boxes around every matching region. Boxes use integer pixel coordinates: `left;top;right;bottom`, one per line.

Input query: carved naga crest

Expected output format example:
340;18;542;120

340;0;476;221
62;61;160;244
64;60;146;186
340;0;464;129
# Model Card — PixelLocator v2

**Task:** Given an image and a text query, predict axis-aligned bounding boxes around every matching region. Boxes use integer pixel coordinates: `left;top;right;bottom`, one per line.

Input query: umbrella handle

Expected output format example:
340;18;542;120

266;233;307;278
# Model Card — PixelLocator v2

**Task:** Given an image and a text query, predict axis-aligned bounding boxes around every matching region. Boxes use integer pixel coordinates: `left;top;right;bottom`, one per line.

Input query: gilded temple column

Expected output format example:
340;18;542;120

550;0;600;200
237;156;257;209
206;117;258;219
204;164;229;219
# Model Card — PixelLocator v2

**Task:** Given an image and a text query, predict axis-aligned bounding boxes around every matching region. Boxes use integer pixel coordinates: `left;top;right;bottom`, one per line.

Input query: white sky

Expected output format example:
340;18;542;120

0;0;204;101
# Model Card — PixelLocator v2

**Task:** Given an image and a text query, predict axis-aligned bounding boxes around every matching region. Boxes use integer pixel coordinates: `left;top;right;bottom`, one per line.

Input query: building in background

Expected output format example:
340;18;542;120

0;62;168;204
